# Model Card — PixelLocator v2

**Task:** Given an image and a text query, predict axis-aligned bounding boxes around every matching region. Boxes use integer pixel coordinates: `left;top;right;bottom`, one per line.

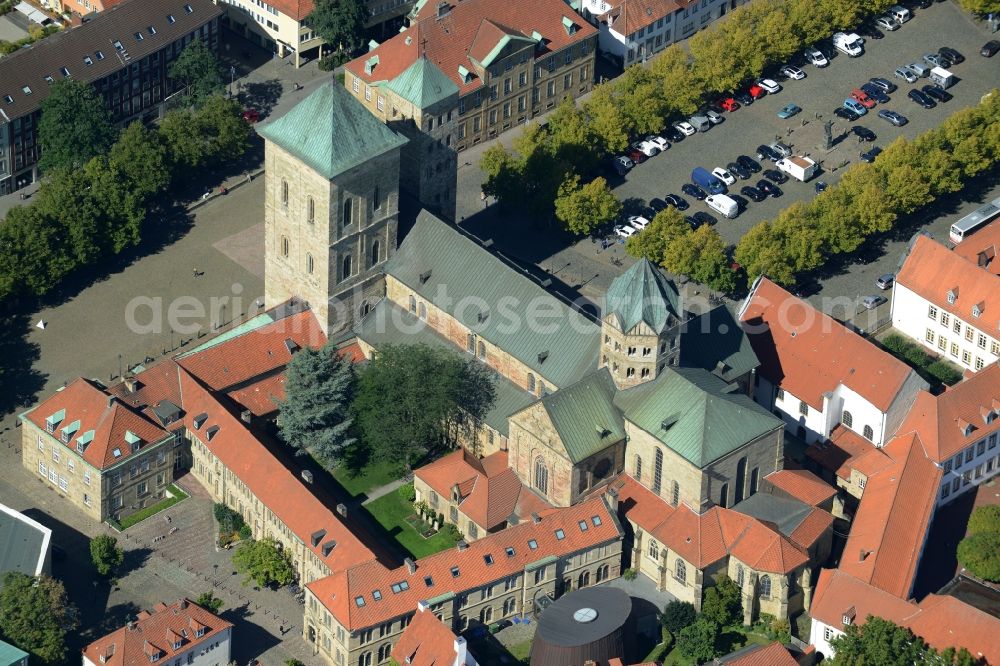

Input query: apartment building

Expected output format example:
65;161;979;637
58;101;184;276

892;233;1000;374
0;0;221;194
58;0;123;17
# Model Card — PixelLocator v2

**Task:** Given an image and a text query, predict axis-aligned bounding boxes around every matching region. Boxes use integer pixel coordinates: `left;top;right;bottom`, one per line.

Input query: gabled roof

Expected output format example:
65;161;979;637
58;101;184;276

605;258;682;333
468;20;534;67
806;425;890;481
739;277;921;411
391;603;473;666
259;81;408;180
385;57;460;109
600;0;689;37
384;211;601;388
897;234;1000;334
532;368;626;463
266;0;314;21
952;219;1000;276
614;366;783;468
763;468;836;507
716;641;799;666
810;567;920;635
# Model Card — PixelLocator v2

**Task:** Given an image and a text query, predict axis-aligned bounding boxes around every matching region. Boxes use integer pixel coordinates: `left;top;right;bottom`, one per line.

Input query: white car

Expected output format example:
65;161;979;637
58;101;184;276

894;66;918;83
672;120;696;136
646;135;670;151
779;65;806;80
804;47;829;67
632;138;660;157
711;167;736;186
628;215;650;230
614;224;637;238
705;110;725;125
758;78;781;94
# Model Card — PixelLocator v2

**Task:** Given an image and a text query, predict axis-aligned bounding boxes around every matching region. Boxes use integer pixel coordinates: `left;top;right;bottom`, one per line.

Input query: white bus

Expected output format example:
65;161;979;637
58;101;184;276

950;196;1000;244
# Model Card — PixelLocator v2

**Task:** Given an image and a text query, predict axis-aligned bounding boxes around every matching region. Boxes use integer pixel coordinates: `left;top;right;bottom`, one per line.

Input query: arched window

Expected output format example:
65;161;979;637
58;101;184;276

719;482;729;508
418;302;427;320
306;253;314;274
503;597;516;615
370;240;381;266
735;456;748;504
648;540;659;559
280;179;288;207
373;184;381;211
479;606;493;624
863;425;874;441
653;448;663;494
477;341;486;360
360;301;371;317
527;373;536;393
596;564;609;583
358;652;372;666
377;644;391;662
675;559;686;584
342;254;352;281
539;381;548;396
409;295;417;313
635;455;643;481
578;570;590;588
749;467;759;495
343;198;353;226
736;564;744;588
466;333;476;353
280;236;289;257
759;574;771;598
306;196;315;223
534;458;548;495
842;410;853;428
671;480;680;507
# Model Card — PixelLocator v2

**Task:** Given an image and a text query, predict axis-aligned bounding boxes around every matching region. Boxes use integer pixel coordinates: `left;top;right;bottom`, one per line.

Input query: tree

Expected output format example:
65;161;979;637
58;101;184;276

160;96;249;172
353;344;496;470
37;78;116;173
554;174;621;235
195;591;224;614
583;82;629;154
956;0;1000;17
660;600;697;635
662;225;737;293
0;203;75;299
675;618;719;662
830;616;934;666
232;538;296;588
109;122;172;203
701;576;742;627
648;45;702;116
89;534;124;577
169;38;223;109
967;505;1000;535
625;209;689;264
0;572;78;666
278;344;356;464
307;0;367;55
957;531;1000;582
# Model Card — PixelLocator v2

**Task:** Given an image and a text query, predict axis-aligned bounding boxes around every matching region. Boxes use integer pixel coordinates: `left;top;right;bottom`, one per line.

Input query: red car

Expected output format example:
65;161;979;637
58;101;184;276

242;108;261;123
627;148;648;164
850;89;876;109
718;97;740;112
748;84;765;99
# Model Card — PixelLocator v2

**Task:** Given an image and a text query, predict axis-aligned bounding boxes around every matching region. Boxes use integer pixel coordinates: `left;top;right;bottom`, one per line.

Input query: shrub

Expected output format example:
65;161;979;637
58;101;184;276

957;532;1000;582
195;591;224;613
676;618;720;662
622;567;638;581
214;503;246;534
398;484;416;503
661;600;697;635
701;576;742;628
770;618;791;643
238;524;253;541
881;334;909;355
318;51;350;71
967;506;1000;536
903;345;930;368
927;361;963;386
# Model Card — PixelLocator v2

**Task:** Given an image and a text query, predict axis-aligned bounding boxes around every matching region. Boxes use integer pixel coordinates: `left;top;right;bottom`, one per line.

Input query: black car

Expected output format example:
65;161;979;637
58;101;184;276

757;179;782;197
861;25;884;40
684;215;700;228
664;193;689;210
908;89;936;109
861;146;883;163
852;126;877;142
878;109;908;126
736;155;762;173
735;91;754;106
921;84;952;102
763;169;789;184
755;144;781;162
741;185;766;202
860;83;890;104
681;183;708;200
981;40;1000;57
835;106;861;122
664;126;686;143
868;77;897;94
648;197;669;213
691;211;717;227
939;47;964;64
729;194;749;210
727;161;751;180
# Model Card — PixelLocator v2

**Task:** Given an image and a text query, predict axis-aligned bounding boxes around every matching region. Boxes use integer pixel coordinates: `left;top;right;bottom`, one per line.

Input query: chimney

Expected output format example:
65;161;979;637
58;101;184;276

531;512;541;524
605;486;619;512
179;599;188;610
240;410;253;424
124;376;139;393
405;557;416;574
336;503;348;518
457;540;469;551
107;395;117;408
417;600;430;613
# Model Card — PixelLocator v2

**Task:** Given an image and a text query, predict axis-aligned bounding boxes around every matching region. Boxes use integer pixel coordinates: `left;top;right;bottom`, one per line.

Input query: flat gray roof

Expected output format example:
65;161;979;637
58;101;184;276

0;504;50;578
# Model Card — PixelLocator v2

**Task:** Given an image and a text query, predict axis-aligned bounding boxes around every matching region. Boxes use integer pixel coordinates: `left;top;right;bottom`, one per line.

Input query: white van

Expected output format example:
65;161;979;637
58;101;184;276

889;5;911;23
705;194;739;219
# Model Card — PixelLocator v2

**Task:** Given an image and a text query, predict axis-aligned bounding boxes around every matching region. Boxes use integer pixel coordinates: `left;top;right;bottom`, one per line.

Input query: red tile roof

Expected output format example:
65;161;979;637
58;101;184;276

810;568;921;635
836;433;941;598
727;517;809;575
106;361;183;424
789;508;834;551
764;468;836;506
346;0;596;96
897;234;1000;335
894;363;1000;463
267;0;314;20
739;278;916;411
24;378;172;470
719;641;800;666
82;598;232;666
391;603;467;666
415;450;551;530
307;495;621;630
952;219;1000;276
225;373;286;417
599;0;690;38
806;425;887;481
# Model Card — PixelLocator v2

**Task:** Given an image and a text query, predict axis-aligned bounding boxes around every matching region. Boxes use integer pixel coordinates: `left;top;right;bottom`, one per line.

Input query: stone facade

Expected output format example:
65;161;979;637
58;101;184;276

413;476;489;541
508;402;576;507
599;315;683;389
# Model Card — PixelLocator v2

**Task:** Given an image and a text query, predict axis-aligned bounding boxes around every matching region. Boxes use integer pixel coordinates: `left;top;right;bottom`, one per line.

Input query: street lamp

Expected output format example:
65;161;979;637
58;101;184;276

229;65;236;97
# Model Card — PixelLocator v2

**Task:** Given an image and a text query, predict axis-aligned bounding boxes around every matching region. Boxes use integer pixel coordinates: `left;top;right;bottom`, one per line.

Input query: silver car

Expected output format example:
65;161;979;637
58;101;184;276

894;66;918;83
863;295;887;310
875;16;899;31
706;110;725;125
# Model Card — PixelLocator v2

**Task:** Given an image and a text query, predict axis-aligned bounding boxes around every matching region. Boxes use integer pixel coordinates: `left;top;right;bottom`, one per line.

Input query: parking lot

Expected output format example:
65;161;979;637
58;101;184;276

610;0;1000;247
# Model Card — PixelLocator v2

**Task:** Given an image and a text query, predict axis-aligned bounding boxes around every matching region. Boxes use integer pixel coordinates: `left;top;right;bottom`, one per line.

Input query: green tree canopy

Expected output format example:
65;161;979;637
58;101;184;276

676;618;720;662
37;78;116;174
554;174;621;235
967;505;1000;535
168;38;223;109
957;531;1000;582
278;344;356;464
661;600;697;635
353;344;496;469
307;0;368;55
109;122;172;204
0;572;78;666
701;576;742;627
625;208;690;264
160;96;249;171
830;616;934;665
195;591;224;614
956;0;1000;17
232;538;296;588
663;225;736;293
90;534;124;577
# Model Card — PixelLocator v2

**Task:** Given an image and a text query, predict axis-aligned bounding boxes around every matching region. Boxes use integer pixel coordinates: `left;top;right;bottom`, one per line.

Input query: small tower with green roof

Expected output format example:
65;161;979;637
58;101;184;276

600;258;686;388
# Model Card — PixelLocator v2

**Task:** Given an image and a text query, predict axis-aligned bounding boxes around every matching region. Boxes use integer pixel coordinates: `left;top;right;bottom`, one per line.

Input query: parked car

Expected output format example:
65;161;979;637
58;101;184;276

862;295;887;310
691;211;717;227
756;179;783;198
741;185;766;202
835;106;861;121
878;109;908;126
906;62;931;78
632;138;661;157
755;144;780;162
729;194;749;210
735;91;754;106
610;155;633;175
758;78;782;94
908;89;936;108
804;47;829;67
748;84;766;99
628;215;650;230
648;197;669;213
728;162;751;180
852;126;877;142
736;155;762;173
672;120;697;136
681;183;708;200
777;103;802;119
861;24;884;40
814;180;828;194
875;15;900;32
664;193;689;210
763;169;789;184
869;77;897;93
779;65;806;80
712;167;737;185
646;135;670;151
850;89;877;108
242;108;261;123
664;126;686;142
876;273;895;290
939;47;964;64
981;40;1000;58
860;83;889;104
614;224;637;238
627;148;648;164
684;215;700;228
705;110;725;125
894;67;918;84
843;98;868;116
923;52;948;68
717;96;740;112
921;84;952;102
861;146;883;163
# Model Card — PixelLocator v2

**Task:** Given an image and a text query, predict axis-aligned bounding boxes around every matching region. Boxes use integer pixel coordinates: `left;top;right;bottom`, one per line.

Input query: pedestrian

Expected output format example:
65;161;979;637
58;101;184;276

244;171;252;184
279;623;284;635
480;191;488;208
193;268;201;278
202;190;211;200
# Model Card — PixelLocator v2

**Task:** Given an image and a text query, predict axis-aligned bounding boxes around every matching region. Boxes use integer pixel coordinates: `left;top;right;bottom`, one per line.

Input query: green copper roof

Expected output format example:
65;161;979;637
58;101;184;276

386;58;459;109
385;211;601;388
535;368;625;463
614;366;782;468
0;639;29;665
176;313;274;358
678;305;760;383
605;259;681;333
258;81;407;180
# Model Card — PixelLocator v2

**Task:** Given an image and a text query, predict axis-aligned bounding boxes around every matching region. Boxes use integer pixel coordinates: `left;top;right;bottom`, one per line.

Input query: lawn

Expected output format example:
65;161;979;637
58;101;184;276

651;628;771;665
361;483;460;559
467;636;530;665
116;484;189;530
331;457;403;498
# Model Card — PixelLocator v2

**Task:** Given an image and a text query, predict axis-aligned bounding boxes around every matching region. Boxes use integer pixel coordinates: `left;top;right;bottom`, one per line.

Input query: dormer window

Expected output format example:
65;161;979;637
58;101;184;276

113;40;124;51
3;95;12;104
60;67;70;77
194;627;205;638
973;303;983;318
84;56;93;65
22;86;31;95
95;51;105;60
184;3;193;13
44;75;54;83
167;14;176;23
134;32;144;41
947;288;958;304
